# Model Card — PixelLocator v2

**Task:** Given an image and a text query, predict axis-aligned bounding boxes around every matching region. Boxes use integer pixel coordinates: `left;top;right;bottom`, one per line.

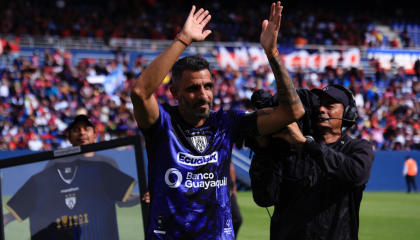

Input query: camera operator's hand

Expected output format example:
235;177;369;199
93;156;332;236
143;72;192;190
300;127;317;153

273;122;306;148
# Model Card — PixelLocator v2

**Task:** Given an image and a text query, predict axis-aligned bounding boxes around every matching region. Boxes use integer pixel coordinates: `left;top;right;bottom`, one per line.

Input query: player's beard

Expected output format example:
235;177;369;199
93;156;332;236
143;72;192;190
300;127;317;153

179;95;212;119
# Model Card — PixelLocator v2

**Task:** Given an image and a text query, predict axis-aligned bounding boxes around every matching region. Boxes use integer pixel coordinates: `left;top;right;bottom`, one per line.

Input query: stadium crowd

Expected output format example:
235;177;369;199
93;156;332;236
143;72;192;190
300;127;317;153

0;0;419;151
0;48;419;151
0;0;384;47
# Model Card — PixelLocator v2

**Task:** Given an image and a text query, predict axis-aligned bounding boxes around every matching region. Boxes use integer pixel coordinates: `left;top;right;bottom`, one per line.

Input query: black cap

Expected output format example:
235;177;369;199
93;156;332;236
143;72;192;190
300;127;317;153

67;115;94;136
311;85;350;107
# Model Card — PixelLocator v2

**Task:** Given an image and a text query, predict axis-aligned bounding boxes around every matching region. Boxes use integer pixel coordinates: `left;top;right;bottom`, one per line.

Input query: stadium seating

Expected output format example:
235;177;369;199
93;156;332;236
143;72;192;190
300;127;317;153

0;1;419;151
0;47;419;151
392;22;420;47
0;1;377;46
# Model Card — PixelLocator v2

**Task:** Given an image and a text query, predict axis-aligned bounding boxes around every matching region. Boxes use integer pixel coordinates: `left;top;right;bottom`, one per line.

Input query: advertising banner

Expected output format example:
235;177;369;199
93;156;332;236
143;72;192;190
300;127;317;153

366;48;420;74
216;45;361;71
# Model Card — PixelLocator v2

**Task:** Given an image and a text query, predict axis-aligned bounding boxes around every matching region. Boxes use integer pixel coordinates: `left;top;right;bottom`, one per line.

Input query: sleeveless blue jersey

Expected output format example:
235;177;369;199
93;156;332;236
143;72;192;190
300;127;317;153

141;103;257;240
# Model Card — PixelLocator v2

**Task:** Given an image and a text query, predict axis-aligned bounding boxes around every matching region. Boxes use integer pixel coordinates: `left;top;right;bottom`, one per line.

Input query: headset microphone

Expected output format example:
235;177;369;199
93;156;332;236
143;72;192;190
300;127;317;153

318;118;357;123
312;84;358;128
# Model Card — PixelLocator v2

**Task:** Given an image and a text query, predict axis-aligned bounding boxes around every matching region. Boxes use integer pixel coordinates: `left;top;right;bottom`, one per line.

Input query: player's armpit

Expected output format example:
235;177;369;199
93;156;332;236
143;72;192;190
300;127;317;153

131;92;160;129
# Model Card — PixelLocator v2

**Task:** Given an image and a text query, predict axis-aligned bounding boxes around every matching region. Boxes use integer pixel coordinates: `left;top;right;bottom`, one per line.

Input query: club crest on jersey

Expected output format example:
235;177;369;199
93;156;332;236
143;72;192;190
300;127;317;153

191;136;208;153
65;193;76;209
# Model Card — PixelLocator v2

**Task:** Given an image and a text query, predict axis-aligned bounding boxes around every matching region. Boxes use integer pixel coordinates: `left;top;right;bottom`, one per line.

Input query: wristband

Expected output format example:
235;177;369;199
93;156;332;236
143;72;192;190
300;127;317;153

176;34;190;47
265;49;278;57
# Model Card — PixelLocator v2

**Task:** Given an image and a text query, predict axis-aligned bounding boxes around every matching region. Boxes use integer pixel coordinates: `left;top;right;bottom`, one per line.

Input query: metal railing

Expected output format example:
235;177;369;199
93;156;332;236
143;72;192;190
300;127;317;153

1;34;368;51
1;34;378;74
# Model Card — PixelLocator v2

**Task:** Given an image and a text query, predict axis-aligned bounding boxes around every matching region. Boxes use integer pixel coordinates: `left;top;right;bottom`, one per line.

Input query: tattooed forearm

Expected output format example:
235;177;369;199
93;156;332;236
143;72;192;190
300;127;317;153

268;54;301;106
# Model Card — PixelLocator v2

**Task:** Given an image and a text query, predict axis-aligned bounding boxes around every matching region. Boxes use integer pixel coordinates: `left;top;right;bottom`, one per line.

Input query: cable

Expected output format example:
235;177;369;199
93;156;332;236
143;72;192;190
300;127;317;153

266;207;272;218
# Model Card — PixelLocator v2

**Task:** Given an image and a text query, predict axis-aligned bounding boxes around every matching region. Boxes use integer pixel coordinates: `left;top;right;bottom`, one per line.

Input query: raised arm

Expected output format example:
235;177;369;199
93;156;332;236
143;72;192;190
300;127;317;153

256;2;305;136
130;6;212;129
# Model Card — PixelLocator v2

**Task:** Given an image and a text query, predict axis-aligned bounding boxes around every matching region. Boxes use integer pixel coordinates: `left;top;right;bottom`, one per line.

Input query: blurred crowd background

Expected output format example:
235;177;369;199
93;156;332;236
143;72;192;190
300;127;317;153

1;0;419;47
0;0;420;151
1;48;419;151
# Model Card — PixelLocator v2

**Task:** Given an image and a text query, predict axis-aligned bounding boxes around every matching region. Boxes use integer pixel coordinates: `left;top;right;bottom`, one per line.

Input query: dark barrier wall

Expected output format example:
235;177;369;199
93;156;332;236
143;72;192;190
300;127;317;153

1;150;420;193
366;151;420;191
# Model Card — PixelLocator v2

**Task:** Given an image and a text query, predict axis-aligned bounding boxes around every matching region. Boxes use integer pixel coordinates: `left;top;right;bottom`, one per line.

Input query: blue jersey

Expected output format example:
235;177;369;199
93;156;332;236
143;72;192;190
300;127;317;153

141;103;258;240
6;160;137;240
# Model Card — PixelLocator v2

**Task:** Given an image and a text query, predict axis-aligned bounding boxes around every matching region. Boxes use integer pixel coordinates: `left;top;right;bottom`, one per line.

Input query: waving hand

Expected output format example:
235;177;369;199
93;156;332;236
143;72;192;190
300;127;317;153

254;2;305;137
260;2;283;53
131;5;213;130
179;6;212;44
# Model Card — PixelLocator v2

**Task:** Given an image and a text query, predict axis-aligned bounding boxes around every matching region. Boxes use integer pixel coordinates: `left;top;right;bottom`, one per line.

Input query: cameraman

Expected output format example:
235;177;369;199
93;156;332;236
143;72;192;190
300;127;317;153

249;85;375;240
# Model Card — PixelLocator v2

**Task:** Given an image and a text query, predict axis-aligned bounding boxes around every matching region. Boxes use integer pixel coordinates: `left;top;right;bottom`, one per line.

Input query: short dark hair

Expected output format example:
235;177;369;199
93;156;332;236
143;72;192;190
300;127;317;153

171;55;210;87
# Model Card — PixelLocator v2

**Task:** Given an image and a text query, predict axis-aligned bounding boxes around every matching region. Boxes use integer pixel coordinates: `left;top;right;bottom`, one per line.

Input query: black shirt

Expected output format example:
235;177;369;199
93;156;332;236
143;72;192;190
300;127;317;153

249;89;375;240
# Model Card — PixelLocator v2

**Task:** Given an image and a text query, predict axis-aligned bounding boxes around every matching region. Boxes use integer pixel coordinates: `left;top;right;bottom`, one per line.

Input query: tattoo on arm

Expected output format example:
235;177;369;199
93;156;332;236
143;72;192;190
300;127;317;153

268;54;302;106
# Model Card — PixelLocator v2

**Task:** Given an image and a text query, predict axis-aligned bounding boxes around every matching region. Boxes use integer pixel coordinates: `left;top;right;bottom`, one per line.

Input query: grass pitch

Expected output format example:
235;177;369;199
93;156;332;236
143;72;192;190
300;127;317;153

236;191;420;240
3;192;420;239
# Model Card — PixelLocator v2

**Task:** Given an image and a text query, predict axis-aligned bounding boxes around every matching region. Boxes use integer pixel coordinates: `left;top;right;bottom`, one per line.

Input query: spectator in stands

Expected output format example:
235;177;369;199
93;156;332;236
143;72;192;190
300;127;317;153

2;15;420;152
27;135;43;151
414;59;420;79
400;30;411;48
390;37;400;48
294;34;307;46
0;78;9;98
0;1;375;47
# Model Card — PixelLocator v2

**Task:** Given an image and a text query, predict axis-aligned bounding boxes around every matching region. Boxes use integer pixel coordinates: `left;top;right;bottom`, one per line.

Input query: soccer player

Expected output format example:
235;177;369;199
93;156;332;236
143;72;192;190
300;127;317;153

130;2;305;239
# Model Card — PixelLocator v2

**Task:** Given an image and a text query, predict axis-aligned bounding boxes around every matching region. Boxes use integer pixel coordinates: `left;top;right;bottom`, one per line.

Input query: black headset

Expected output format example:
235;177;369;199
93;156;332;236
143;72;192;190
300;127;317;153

328;84;358;128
